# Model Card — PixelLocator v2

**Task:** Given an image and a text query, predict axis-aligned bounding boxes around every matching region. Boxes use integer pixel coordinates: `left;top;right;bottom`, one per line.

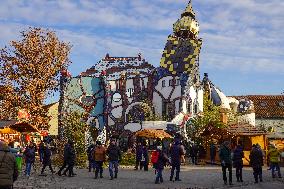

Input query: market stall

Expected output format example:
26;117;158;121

202;123;267;166
135;129;173;150
267;132;284;166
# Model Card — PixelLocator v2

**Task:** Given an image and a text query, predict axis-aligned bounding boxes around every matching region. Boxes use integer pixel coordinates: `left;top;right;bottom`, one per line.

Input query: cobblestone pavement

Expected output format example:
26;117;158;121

14;165;284;189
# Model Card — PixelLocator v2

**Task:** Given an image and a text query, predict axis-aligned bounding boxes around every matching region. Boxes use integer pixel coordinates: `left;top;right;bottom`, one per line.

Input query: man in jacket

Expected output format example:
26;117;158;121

267;145;282;178
233;144;244;182
24;143;36;177
219;141;233;185
93;141;106;179
41;143;55;175
87;143;95;172
57;141;70;176
169;138;185;181
63;140;76;177
106;139;121;180
249;144;263;183
0;141;18;189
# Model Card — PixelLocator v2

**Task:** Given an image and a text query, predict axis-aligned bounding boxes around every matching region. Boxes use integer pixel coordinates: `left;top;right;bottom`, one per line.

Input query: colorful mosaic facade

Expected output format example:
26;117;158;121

160;1;202;84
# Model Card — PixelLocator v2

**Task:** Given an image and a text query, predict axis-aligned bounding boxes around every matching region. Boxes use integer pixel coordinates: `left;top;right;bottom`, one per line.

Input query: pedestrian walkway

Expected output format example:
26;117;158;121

14;165;284;189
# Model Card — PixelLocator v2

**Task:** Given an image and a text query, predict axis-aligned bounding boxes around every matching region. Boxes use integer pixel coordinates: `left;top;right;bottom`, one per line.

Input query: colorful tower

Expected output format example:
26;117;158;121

160;0;202;85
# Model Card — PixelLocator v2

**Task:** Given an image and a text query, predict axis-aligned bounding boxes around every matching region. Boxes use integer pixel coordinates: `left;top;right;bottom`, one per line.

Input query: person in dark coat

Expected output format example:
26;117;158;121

210;143;216;165
219;141;233;185
141;144;149;171
249;144;263;183
58;142;69;176
190;143;198;165
153;145;169;184
24;143;36;177
63;140;76;177
38;141;45;163
134;142;143;170
106;140;121;180
87;143;95;172
41;144;55;174
0;141;18;189
169;138;185;181
233;144;244;182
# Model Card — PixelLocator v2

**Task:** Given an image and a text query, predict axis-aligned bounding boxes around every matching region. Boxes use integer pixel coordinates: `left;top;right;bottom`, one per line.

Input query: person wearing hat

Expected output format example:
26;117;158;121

219;141;233;185
93;140;106;179
0;141;18;189
106;139;121;180
267;144;282;178
249;144;264;183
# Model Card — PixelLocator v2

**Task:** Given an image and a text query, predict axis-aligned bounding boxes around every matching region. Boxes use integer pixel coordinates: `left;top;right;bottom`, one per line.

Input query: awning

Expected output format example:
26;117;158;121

135;129;173;139
9;122;40;133
0;127;18;134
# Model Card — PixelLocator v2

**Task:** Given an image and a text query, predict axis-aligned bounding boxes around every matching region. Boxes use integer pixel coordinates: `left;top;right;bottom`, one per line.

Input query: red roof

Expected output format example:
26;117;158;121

233;95;284;119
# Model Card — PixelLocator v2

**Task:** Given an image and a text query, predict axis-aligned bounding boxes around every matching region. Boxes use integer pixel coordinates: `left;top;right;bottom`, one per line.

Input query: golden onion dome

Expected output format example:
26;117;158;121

173;1;200;37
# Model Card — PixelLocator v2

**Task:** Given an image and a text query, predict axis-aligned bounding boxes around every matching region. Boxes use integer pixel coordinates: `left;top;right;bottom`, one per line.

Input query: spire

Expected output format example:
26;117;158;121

181;0;196;18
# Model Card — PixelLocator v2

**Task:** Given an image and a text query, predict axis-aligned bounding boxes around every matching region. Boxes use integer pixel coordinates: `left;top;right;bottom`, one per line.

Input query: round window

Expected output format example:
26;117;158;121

260;102;267;107
112;92;122;102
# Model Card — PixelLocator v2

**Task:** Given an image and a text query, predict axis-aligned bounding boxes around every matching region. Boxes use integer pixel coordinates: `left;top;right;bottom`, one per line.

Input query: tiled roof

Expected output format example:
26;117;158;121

80;54;154;80
233;95;284;118
227;123;266;136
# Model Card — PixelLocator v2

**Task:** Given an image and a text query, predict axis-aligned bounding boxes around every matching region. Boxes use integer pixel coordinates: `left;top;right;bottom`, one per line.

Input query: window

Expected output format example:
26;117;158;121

126;88;134;98
260;102;267;107
278;101;284;107
175;79;180;86
162;80;166;87
187;102;192;113
169;79;173;86
194;104;198;114
179;100;183;112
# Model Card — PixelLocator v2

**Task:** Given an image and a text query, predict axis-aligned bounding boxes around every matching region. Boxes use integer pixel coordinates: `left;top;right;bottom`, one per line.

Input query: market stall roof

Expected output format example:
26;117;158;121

0;120;17;129
227;123;266;136
0;127;18;134
267;132;284;139
135;129;173;139
9;122;40;133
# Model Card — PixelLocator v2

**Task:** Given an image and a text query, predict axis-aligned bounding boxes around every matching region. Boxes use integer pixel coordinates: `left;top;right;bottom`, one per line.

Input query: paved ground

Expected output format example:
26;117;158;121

14;165;284;189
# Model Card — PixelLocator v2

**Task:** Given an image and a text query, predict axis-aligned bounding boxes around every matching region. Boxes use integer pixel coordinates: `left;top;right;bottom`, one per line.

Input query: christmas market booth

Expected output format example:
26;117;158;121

202;123;267;166
0;120;40;145
0;120;19;141
267;132;284;166
135;129;173;150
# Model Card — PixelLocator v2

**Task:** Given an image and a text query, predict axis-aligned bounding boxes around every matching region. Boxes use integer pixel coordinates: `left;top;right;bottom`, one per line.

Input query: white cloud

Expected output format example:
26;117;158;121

0;0;283;76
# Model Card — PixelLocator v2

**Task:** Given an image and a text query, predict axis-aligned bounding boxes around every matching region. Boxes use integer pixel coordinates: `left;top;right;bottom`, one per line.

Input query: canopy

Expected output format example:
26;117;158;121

9;122;39;133
0;127;18;134
135;129;173;139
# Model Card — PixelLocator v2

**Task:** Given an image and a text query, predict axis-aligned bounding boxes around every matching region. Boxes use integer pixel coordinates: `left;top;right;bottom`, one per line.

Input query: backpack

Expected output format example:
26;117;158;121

151;150;159;164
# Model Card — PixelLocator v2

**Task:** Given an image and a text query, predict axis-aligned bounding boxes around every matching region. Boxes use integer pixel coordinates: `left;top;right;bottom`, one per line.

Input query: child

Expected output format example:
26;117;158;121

152;145;169;184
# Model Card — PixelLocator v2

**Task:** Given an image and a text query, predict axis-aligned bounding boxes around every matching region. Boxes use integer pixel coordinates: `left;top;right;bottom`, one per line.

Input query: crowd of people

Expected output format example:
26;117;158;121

0;137;283;188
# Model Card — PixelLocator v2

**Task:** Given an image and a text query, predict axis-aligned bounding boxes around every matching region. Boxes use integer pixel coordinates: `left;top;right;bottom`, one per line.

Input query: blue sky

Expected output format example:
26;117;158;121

0;0;283;103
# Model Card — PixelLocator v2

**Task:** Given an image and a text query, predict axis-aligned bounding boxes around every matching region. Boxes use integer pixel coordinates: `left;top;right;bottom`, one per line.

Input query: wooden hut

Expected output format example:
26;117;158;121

202;123;267;166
